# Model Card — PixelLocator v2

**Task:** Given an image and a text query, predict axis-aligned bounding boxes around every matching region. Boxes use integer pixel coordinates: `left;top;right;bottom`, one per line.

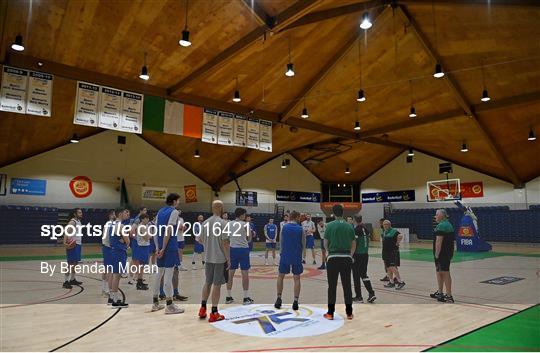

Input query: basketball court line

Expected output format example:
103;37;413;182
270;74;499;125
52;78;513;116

0;285;83;309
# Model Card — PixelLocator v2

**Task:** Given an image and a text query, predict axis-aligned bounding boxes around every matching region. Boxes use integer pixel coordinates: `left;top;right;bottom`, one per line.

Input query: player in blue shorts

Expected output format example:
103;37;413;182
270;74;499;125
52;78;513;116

275;211;304;311
302;214;316;265
109;207;130;308
129;206;147;285
192;214;205;270
132;213;151;290
63;208;83;289
264;218;277;265
151;193;184;314
225;208;254;305
171;211;188;301
246;214;255;251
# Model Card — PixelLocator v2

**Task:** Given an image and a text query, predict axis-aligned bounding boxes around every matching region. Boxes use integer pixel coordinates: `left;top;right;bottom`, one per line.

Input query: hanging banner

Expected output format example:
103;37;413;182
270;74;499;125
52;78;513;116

259;120;272;152
202;108;218;144
120;91;143;134
361;190;415;203
98;86;122;130
142;186;168;201
276;190;321;203
69;176;92;198
247;118;259;149
233;114;247;147
184;185;197;203
460;181;484;198
10;178;47;196
0;66;28;114
26;71;53;117
217;111;234;146
74;81;100;127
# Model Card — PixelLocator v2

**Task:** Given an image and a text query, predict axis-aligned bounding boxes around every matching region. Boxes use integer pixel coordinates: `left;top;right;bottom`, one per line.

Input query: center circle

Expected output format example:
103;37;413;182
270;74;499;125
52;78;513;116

211;304;344;338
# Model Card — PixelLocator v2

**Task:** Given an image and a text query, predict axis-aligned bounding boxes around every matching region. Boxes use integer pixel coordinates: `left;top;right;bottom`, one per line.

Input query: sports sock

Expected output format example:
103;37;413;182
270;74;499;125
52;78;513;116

64;273;69;282
243;290;249;298
166;299;173;306
174;288;179;295
201;300;207;309
277;293;282;298
227;289;232;297
211;306;218;314
153;296;159;304
69;272;75;281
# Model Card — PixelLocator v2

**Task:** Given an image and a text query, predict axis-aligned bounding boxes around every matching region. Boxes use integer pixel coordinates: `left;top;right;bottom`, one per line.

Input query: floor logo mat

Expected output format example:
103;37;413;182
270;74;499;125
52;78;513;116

480;276;525;285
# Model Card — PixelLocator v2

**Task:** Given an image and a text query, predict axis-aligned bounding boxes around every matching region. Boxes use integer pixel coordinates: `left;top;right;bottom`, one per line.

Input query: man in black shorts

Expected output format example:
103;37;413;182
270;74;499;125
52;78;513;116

382;220;405;290
430;209;455;303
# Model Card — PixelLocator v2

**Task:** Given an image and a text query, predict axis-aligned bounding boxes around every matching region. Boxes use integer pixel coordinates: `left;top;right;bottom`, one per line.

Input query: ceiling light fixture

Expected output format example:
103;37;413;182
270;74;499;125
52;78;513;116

194;149;200;158
285;37;295;77
354;121;361;131
528;128;536;141
408;147;414;157
11;34;24;51
139;52;149;81
360;12;372;29
301;98;309;118
409;106;417;118
345;167;351;174
70;134;80;144
357;89;366;102
233;76;241;102
433;63;444;78
461;142;469;152
179;0;192;47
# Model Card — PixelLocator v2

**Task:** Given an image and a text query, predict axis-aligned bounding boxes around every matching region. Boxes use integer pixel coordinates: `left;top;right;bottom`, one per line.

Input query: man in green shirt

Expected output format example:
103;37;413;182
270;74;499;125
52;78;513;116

430;209;455;303
323;204;356;320
352;214;376;303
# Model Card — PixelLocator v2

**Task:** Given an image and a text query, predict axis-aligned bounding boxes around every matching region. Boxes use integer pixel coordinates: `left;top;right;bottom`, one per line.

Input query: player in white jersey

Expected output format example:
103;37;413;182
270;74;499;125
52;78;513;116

317;218;327;270
301;214;317;265
63;208;83;289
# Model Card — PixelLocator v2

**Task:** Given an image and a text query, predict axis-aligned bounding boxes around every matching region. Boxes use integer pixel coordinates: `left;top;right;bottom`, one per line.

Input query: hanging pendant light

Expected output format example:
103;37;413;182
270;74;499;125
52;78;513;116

360;12;372;29
179;0;192;47
11;34;24;51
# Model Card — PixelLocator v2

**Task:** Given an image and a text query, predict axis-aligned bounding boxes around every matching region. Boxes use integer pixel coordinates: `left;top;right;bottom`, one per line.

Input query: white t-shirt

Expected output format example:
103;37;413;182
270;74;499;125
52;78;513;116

102;220;113;247
136;223;150;246
176;216;185;242
302;220;315;237
68;218;83;245
229;220;249;248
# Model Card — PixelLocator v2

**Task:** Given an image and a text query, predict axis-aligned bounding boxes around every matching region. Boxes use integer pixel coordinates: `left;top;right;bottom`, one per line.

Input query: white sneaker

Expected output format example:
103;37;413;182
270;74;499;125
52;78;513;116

192;266;197;270
151;303;165;312
102;290;110;297
165;304;185;314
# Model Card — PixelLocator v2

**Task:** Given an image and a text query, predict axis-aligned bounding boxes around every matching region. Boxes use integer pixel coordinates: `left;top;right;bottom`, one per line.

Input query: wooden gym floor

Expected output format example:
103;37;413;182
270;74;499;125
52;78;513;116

1;244;538;352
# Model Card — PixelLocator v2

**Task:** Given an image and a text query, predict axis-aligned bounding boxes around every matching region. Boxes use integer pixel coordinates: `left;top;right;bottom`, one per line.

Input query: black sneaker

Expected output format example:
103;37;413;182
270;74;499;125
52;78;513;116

438;294;454;303
62;281;72;289
274;297;282;309
430;290;443;299
243;297;254;305
353;296;364;303
312;261;317;265
302;260;306;264
136;283;149;290
69;279;82;285
317;264;326;270
173;294;188;301
159;294;166;300
225;296;234;304
107;297;114;305
395;281;406;290
292;300;299;311
367;294;377;303
380;275;390;282
112;300;129;308
383;282;395;288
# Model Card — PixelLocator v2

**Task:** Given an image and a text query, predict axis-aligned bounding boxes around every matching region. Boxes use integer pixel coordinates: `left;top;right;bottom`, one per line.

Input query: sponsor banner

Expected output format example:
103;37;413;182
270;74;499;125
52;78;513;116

361;190;415;203
184;185;197;203
217;111;234;146
0;66;28;114
74;81;100;127
10;178;47;196
26;71;53;117
320;202;362;210
461;181;484;198
202;109;218;144
120;91;143;134
141;187;167;201
69;176;92;198
212;304;343;338
276;190;321;203
259;119;272;152
246;117;260;149
236;191;258;207
98;86;122;130
480;276;524;285
233;114;247;147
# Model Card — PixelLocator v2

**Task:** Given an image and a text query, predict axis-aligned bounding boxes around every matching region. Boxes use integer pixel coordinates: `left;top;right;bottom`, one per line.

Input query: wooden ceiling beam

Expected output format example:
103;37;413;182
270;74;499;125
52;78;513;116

280;6;388;123
396;5;522;187
167;0;322;94
280;0;385;32
240;0;273;29
400;0;540;6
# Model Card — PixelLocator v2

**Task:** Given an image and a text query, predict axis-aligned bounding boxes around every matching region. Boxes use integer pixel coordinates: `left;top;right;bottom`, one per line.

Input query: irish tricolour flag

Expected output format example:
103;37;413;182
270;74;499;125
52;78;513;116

143;96;203;138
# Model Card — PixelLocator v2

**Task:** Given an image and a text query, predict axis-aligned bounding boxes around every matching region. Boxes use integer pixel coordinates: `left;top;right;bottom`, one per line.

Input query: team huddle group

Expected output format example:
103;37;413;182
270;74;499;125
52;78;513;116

62;193;456;321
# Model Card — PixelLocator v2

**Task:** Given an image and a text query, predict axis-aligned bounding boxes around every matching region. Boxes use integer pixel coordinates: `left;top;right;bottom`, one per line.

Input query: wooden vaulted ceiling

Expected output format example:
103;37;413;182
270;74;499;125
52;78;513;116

1;0;539;190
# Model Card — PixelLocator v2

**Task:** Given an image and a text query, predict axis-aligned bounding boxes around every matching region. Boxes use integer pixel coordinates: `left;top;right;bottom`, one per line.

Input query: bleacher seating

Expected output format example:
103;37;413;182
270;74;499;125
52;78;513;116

388;206;539;243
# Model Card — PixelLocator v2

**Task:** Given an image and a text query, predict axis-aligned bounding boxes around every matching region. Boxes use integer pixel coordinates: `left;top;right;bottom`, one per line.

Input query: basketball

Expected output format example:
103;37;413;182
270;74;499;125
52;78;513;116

65;238;76;250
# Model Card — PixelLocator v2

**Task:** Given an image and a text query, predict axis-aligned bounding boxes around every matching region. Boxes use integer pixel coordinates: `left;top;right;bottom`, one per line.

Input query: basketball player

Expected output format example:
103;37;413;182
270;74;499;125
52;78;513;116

170;211;188;301
149;213;157;266
222;212;229;221
275;211;304;311
324;204;355;320
132;213;150;290
198;200;230;322
129;207;147;285
246;214;255;252
302;214;316;265
109;207;130;308
151;193;184;314
378;218;390;281
317;219;327;270
346;216;354;225
63;208;83;289
382;220;405;289
279;213;289;237
352;214;376;303
431;209;455;303
192;214;205;270
102;210;115;302
225;207;254;305
264;218;278;265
